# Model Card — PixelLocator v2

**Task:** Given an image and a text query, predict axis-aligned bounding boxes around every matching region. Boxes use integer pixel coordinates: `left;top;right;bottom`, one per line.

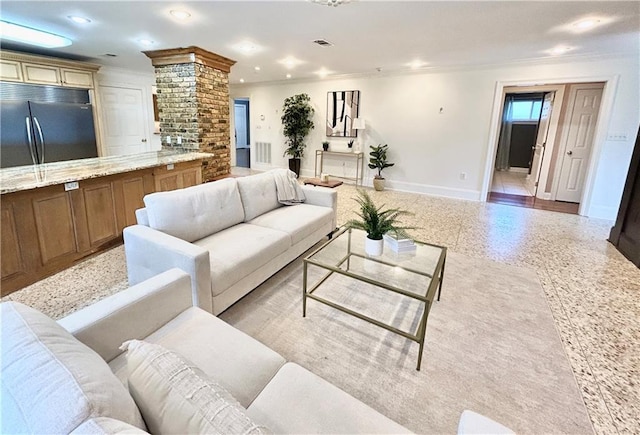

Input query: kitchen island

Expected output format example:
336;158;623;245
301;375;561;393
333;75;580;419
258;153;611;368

1;150;212;296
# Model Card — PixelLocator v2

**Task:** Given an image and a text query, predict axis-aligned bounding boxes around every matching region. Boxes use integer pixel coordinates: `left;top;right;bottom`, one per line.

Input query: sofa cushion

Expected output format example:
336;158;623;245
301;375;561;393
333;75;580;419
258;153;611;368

236;171;281;221
248;203;334;245
122;340;270;435
247;363;413;434
111;307;286;407
194;223;290;297
144;178;244;242
70;417;149;434
0;302;146;434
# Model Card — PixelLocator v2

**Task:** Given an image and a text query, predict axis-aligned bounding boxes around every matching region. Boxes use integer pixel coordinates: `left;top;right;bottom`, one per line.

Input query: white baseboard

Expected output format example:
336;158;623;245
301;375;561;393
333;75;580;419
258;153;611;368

385;180;482;201
585;204;617;220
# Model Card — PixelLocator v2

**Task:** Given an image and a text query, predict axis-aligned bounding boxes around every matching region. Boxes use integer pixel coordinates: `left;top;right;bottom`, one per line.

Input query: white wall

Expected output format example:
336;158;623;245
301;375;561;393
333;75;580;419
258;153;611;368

95;67;161;152
231;55;639;219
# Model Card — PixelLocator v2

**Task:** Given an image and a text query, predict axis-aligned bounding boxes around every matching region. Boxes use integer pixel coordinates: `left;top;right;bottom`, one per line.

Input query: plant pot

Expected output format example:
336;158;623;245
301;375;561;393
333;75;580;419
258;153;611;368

347;147;353;153
365;236;383;256
322;144;329;151
373;177;385;191
288;158;301;178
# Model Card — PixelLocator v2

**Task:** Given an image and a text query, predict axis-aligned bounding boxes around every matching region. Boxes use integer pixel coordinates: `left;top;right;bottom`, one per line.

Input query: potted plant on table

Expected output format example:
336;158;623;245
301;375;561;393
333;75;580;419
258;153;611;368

282;93;315;177
346;189;413;256
322;141;330;151
368;144;394;191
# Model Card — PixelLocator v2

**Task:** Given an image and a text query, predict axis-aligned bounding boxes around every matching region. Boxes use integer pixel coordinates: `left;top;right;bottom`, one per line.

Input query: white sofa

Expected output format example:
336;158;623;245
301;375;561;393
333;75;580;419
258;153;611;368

1;269;412;434
123;170;337;315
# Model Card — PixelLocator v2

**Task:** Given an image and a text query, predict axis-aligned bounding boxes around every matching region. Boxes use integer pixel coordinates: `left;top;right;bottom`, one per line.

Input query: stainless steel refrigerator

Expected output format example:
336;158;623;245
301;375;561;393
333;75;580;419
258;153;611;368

1;100;98;168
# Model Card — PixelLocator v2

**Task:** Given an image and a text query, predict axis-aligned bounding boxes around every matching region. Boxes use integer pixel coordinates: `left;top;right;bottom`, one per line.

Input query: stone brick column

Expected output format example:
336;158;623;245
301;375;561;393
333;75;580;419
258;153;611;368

144;47;236;181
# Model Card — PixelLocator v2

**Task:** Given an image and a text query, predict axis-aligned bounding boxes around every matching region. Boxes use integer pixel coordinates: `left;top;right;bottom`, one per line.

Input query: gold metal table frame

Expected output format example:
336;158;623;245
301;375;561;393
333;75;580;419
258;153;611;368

303;227;447;370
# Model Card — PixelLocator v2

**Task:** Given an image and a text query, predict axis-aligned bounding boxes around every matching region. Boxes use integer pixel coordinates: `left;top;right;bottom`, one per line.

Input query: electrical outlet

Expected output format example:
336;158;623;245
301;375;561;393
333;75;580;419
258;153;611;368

459;172;466;180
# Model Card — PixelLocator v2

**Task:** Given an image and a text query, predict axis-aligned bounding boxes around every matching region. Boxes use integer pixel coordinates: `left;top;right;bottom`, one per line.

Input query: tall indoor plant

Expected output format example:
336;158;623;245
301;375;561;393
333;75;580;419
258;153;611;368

346;189;413;256
281;93;314;177
368;144;394;191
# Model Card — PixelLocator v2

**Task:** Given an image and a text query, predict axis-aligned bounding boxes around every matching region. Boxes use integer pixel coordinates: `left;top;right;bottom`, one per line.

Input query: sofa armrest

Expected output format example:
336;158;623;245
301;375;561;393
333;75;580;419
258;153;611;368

58;269;192;363
123;225;213;313
301;185;338;229
135;207;149;226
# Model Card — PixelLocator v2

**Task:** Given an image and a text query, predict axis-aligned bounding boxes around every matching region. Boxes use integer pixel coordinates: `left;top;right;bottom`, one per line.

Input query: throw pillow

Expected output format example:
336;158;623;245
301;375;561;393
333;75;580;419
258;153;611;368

122;339;271;434
0;302;146;434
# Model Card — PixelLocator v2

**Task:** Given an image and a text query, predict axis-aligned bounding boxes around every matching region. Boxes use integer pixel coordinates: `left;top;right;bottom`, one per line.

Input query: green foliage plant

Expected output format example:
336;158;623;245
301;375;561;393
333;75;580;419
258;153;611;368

346;189;414;240
368;144;394;178
281;93;315;158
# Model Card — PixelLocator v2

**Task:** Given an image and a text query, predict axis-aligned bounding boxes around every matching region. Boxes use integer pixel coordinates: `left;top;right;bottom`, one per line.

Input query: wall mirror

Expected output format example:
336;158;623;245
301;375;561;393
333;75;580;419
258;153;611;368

326;90;360;137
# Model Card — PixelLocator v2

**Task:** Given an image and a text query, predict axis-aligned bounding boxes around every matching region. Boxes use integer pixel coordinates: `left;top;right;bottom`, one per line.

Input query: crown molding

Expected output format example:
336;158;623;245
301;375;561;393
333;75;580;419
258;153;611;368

143;46;236;73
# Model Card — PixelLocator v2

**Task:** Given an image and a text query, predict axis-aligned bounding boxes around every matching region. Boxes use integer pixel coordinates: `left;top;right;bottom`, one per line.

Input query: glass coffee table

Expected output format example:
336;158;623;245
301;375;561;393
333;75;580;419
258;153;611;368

303;227;447;370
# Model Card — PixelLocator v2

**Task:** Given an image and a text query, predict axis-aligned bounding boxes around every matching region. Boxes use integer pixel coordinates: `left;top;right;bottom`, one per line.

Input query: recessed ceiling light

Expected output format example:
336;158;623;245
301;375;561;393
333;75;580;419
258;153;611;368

279;57;304;69
239;78;245;83
139;39;154;46
573;18;601;29
232;41;262;55
254;66;261;71
68;16;91;24
0;20;72;48
550;46;572;55
170;9;191;20
407;60;427;70
286;74;292;79
316;68;331;78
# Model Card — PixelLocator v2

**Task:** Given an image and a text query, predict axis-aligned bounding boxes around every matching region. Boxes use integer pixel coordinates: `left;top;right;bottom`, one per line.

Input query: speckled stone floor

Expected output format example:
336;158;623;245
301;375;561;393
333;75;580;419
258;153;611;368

5;183;639;434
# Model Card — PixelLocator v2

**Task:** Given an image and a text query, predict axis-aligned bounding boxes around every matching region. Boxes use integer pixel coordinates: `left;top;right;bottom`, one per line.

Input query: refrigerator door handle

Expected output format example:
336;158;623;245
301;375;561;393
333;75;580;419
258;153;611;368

33;116;45;164
25;117;37;165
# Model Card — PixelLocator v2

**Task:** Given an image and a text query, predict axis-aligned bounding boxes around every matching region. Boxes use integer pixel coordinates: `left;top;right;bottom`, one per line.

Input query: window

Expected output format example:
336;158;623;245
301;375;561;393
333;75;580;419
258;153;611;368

511;100;543;121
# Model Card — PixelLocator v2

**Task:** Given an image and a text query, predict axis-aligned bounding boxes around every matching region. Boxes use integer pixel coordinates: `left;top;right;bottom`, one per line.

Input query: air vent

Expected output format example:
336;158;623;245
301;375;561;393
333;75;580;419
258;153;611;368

313;39;333;47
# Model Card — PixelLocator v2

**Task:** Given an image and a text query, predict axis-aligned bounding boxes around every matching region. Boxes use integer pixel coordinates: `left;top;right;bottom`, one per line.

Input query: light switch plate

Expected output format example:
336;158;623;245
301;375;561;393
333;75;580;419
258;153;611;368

167;163;174;170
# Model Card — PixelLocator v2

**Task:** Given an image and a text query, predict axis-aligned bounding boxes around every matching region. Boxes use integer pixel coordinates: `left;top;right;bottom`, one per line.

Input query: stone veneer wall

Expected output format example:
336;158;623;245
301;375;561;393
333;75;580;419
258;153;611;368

154;60;231;181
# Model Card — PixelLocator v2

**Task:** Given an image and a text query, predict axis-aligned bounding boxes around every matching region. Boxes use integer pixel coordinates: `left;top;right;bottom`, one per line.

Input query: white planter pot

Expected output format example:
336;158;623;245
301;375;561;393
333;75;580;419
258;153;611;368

365;236;384;256
373;177;385;191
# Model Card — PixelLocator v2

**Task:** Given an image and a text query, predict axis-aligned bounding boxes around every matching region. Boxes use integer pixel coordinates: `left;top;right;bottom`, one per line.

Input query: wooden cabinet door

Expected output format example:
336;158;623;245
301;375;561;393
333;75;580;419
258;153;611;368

0;60;23;82
1;203;26;281
61;68;94;88
32;191;78;264
22;63;61;85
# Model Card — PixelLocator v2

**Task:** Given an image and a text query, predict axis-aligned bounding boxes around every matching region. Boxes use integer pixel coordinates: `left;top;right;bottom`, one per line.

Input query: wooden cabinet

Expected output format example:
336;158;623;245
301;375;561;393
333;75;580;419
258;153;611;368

0;51;98;89
61;68;94;88
153;160;202;192
0;160;204;296
22;62;61;85
0;59;23;82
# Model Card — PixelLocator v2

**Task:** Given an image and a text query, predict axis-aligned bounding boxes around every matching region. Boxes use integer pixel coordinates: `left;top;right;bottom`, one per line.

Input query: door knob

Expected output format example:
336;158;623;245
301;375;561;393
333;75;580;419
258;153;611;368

566;150;573;156
142;139;147;143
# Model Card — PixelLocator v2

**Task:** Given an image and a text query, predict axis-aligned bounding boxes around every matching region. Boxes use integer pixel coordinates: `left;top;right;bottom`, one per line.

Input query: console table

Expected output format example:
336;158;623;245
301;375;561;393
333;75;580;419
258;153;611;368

314;150;364;187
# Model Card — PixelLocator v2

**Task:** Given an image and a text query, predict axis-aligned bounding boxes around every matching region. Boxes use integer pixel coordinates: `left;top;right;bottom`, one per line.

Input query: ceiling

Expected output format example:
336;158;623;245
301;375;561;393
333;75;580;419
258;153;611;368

1;1;639;84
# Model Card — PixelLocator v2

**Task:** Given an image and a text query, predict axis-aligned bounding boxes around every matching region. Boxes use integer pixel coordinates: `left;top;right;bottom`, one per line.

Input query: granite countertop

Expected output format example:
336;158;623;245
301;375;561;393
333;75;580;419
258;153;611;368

0;149;213;194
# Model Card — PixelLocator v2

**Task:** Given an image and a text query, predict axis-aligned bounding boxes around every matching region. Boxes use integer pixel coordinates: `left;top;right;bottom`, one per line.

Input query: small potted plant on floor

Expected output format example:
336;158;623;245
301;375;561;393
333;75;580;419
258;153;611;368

368;144;394;191
322;141;330;151
282;93;315;177
346;189;413;256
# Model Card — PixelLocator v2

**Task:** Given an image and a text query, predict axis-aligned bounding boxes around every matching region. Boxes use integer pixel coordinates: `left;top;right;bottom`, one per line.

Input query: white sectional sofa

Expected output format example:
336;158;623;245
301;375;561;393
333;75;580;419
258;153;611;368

123;170;337;315
1;269;412;434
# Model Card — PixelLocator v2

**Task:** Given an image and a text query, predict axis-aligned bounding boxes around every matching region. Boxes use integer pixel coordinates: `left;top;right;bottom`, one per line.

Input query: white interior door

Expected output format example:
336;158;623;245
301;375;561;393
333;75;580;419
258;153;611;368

234;103;248;148
100;86;148;156
555;85;603;203
526;92;554;196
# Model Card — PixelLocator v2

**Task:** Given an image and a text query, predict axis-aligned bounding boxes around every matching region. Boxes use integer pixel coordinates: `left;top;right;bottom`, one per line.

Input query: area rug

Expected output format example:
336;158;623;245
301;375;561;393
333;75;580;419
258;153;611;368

221;251;593;434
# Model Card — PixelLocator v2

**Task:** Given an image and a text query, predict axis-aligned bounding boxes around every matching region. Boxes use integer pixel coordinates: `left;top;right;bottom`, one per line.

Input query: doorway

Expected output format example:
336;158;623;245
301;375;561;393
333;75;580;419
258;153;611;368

234;99;250;168
488;82;604;214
